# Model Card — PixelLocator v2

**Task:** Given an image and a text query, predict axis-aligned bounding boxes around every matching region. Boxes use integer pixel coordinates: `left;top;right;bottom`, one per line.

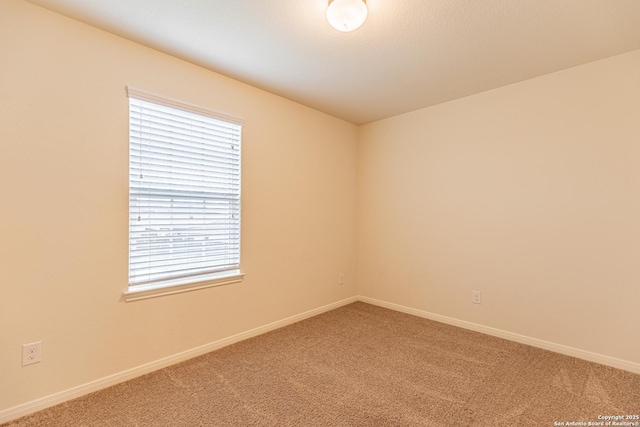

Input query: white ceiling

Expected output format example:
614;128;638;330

25;0;640;125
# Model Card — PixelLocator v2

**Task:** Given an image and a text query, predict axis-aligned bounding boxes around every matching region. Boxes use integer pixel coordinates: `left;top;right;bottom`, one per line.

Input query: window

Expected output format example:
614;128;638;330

125;87;243;301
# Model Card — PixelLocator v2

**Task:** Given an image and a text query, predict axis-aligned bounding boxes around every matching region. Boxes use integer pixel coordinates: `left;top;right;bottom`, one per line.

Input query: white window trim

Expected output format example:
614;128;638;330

126;86;244;126
123;270;244;302
124;86;244;302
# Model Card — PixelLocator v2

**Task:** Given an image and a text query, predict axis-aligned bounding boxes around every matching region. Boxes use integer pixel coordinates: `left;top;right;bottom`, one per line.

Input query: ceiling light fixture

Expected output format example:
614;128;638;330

327;0;368;33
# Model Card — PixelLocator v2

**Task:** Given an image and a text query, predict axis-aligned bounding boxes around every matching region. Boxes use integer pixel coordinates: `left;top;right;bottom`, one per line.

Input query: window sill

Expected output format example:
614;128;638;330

123;270;244;302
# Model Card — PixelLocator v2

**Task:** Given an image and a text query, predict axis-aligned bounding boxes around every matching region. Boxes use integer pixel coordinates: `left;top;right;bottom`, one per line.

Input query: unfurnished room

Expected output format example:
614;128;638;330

1;0;639;425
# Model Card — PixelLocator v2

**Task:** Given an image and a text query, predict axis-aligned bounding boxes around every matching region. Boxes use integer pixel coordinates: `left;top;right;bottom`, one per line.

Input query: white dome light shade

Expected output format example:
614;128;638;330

327;0;368;32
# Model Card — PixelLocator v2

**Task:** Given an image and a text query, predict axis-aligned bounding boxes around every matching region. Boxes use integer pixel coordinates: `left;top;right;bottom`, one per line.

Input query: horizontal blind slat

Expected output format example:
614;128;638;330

130;100;241;133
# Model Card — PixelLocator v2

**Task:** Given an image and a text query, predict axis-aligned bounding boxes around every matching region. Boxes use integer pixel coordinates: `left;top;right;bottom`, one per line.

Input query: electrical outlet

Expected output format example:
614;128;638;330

338;273;345;285
472;291;482;304
22;341;42;366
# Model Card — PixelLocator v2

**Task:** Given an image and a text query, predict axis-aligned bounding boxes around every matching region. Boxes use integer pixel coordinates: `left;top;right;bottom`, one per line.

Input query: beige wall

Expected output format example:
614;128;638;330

358;49;640;365
0;0;357;411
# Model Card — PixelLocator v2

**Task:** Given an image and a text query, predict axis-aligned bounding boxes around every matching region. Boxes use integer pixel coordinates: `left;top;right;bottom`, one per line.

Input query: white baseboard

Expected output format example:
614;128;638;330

357;295;640;375
4;294;637;423
0;296;358;424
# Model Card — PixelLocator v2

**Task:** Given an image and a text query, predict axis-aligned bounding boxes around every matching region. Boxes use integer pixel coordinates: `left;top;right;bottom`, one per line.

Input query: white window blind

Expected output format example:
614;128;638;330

128;89;241;288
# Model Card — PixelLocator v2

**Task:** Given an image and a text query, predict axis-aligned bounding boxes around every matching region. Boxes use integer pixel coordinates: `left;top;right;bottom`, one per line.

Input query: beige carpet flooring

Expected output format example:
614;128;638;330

5;302;640;426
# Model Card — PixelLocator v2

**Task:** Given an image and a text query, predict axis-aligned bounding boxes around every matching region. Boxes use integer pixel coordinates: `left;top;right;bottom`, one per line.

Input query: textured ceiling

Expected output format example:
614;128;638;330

24;0;640;124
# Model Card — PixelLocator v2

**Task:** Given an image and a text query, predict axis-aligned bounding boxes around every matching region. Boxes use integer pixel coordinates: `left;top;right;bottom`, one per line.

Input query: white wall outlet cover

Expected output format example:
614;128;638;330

22;341;42;366
472;291;482;304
